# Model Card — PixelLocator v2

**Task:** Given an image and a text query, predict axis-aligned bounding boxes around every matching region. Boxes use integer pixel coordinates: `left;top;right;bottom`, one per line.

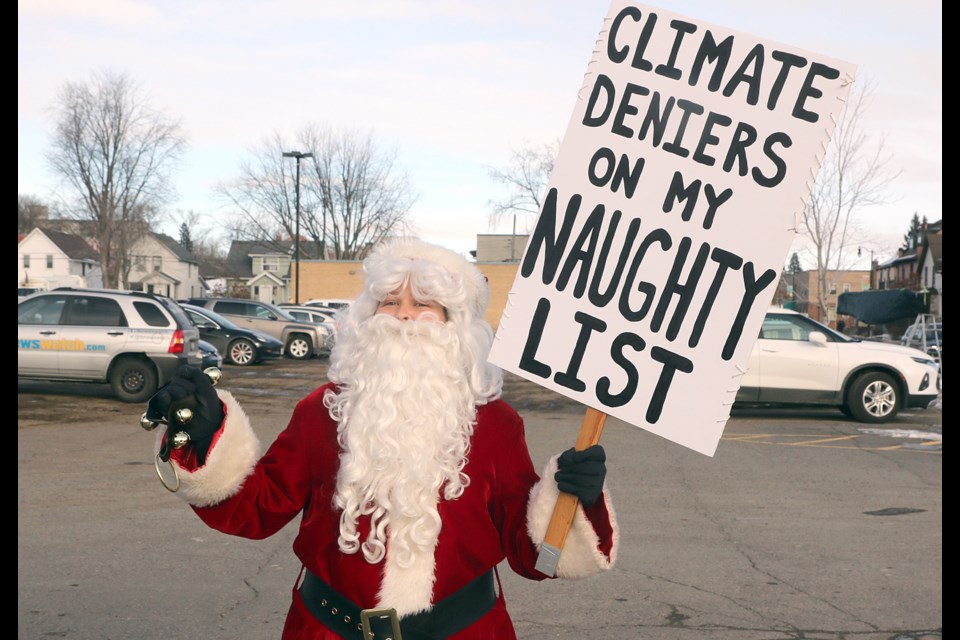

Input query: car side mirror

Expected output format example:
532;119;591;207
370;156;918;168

808;331;828;347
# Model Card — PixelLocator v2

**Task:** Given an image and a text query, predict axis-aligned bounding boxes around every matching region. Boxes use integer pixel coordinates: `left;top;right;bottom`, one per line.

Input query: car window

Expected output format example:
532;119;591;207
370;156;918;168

132;301;171;327
761;312;848;342
186;308;217;328
761;316;804;341
64;296;128;327
287;310;308;322
270;305;297;321
190;307;241;330
18;295;67;325
251;303;277;320
214;301;248;316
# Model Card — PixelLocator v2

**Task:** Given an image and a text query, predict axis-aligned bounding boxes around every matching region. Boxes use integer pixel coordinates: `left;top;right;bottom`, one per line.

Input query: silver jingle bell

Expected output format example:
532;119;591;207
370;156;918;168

140;412;161;431
171;431;191;449
203;367;222;386
174;407;194;425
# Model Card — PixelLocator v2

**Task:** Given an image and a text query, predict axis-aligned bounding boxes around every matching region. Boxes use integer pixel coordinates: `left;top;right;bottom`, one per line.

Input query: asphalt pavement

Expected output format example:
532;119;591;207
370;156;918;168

19;363;941;640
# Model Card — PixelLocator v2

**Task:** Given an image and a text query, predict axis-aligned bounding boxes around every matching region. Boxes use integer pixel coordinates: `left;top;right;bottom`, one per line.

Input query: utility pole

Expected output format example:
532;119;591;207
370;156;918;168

282;150;314;304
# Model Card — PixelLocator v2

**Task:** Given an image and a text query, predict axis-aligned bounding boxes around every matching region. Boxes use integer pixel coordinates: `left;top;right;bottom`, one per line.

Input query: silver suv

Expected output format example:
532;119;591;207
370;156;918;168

18;288;202;402
183;298;331;359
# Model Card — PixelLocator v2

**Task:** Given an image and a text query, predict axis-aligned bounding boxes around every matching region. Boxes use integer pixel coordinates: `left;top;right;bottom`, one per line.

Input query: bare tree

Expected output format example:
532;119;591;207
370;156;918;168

798;79;900;316
486;140;559;234
18;195;51;236
300;126;414;259
46;70;186;288
216;132;297;253
218;127;414;260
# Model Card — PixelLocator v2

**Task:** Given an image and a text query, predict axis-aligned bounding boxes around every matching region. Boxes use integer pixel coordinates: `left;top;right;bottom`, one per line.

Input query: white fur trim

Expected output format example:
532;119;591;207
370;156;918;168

155;390;262;507
375;513;440;617
372;238;489;317
526;455;618;579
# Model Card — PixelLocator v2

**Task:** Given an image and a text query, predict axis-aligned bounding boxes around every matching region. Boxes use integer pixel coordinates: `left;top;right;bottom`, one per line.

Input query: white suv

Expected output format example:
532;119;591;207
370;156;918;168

18;288;202;402
736;308;941;422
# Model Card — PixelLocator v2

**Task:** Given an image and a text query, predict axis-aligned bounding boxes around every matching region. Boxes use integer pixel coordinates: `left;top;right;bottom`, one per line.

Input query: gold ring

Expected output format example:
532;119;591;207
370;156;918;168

155;453;180;492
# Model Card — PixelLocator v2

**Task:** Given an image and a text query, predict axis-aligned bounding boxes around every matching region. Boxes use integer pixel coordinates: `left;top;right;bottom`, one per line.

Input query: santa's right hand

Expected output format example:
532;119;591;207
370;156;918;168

146;366;224;461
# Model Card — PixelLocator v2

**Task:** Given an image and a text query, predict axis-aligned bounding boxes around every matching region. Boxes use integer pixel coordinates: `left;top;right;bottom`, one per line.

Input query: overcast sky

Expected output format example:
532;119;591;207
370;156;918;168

18;0;941;266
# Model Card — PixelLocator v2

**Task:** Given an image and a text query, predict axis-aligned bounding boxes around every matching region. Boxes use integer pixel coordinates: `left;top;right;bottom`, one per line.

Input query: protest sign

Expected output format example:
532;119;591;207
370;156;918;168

488;0;857;457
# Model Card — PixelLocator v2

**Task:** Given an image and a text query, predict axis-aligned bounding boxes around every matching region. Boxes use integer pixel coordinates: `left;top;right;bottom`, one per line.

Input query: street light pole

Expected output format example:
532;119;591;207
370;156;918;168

282;150;313;304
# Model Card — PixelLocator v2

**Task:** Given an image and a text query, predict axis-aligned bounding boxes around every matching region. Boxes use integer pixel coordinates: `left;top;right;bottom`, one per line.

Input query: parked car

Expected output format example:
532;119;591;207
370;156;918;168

735;308;941;423
198;339;224;370
182;298;332;359
900;320;942;363
302;298;352;311
278;305;338;352
18;288;202;402
18;286;45;301
181;304;284;366
278;304;338;326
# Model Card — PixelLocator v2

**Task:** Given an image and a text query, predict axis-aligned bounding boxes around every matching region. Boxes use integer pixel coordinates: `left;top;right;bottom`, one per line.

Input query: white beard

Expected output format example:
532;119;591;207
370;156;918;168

324;314;478;569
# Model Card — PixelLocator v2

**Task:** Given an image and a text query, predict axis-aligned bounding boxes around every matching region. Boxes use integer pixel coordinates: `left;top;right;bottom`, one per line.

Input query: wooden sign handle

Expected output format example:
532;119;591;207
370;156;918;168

538;407;608;571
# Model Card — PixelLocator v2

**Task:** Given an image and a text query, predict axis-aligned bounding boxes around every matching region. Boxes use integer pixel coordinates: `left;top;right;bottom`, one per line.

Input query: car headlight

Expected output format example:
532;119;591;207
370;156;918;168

911;356;937;366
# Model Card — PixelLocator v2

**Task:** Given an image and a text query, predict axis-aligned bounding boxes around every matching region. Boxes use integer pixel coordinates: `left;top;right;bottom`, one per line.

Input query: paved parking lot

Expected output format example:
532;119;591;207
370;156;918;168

19;358;941;640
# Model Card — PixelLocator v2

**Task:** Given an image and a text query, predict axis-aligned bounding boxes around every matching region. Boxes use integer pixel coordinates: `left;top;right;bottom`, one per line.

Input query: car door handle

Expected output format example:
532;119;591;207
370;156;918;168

39;330;57;336
107;331;125;336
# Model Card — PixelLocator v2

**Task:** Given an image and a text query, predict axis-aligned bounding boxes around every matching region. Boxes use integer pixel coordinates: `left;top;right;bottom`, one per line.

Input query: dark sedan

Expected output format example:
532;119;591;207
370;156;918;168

198;339;224;370
182;304;285;366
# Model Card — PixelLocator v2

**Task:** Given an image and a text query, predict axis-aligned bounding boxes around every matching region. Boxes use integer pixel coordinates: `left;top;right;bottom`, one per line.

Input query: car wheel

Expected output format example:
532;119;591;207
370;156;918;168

846;371;899;423
286;335;313;360
228;338;257;366
109;356;158;403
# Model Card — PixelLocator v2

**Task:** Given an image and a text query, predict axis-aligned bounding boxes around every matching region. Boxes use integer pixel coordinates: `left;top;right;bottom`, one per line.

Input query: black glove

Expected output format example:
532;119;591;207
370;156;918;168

146;365;223;465
555;445;607;507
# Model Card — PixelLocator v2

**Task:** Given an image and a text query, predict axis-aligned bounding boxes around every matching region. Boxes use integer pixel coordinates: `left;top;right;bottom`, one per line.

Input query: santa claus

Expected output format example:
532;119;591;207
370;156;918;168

147;238;619;639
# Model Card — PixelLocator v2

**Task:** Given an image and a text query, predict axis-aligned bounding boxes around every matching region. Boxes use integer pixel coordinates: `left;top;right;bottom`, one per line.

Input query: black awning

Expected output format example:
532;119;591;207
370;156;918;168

837;289;925;324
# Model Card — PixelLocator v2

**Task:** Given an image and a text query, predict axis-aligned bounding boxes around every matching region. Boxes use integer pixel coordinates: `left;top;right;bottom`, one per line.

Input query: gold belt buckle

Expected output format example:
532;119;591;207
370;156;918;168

360;607;402;640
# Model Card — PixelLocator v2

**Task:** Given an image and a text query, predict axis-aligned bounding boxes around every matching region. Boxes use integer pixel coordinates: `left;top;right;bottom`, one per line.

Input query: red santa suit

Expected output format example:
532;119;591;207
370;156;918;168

165;383;619;639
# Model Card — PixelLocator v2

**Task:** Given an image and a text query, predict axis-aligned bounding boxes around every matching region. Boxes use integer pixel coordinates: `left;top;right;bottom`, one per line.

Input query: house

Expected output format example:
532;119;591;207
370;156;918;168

17;227;102;289
872;218;942;319
917;221;942;317
875;251;919;291
124;232;206;299
220;240;294;304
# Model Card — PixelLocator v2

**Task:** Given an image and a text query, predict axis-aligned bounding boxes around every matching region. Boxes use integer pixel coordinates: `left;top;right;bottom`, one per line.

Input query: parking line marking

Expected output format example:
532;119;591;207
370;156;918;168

783;435;857;446
721;432;941;453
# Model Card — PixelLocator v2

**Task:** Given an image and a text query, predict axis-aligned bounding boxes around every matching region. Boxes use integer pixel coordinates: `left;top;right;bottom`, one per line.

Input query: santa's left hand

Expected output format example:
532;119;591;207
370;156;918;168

555;444;607;507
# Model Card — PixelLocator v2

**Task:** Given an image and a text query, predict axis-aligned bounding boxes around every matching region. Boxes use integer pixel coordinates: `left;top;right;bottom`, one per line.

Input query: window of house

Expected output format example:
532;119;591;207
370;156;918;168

153;257;162;272
843;283;851;293
829;282;837;294
135;256;146;272
23;255;30;268
46;255;54;269
262;257;280;272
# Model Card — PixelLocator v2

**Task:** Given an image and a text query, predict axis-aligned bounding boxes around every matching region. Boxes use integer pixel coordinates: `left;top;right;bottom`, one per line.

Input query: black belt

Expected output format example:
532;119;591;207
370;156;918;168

299;568;497;640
